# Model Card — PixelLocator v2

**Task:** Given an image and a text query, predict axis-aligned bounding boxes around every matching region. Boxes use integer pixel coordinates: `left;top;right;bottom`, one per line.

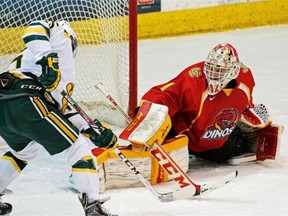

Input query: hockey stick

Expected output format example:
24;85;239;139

95;82;238;198
59;89;183;202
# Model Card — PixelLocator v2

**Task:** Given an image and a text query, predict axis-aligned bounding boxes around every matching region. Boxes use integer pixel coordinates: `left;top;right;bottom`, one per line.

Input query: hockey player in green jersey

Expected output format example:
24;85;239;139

0;20;117;216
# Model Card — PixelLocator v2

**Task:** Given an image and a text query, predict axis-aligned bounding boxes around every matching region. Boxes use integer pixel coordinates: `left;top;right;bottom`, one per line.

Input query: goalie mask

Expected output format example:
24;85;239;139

204;43;241;95
57;20;78;57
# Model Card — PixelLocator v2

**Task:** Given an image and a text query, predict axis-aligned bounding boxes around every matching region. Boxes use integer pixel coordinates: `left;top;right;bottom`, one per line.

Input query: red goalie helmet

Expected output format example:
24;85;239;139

204;43;241;95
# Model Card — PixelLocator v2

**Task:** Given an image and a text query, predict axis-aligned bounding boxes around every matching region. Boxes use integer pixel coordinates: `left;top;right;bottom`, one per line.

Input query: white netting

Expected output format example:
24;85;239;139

0;0;134;127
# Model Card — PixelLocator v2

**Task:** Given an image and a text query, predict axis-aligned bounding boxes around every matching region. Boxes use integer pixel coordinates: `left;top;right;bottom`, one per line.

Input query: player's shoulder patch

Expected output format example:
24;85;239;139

240;64;249;73
188;67;202;78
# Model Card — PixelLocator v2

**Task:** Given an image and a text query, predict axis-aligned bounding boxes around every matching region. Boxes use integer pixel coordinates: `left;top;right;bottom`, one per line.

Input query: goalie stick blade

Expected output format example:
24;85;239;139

154;185;196;202
199;170;238;195
157;171;238;202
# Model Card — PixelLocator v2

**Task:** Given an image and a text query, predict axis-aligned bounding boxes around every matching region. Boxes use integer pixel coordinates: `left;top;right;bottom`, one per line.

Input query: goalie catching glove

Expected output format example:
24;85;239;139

81;120;117;149
36;53;61;92
237;103;272;132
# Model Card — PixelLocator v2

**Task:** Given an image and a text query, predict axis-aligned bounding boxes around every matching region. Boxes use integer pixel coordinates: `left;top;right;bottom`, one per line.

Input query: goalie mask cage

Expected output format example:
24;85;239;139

0;0;138;127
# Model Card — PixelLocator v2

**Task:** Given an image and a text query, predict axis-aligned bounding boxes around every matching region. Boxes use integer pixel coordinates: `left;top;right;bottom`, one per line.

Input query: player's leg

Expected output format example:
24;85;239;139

0;141;40;193
2;96;114;215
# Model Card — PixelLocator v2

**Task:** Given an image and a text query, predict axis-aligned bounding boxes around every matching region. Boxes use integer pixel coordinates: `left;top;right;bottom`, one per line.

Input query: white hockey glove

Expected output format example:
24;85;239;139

36;53;61;92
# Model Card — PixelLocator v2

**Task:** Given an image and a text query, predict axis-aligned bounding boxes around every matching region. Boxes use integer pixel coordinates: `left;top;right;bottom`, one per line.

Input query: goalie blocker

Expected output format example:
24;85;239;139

119;101;172;151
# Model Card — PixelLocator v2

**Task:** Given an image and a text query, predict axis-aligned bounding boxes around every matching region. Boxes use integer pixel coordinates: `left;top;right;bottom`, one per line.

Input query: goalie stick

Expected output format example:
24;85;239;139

95;82;238;199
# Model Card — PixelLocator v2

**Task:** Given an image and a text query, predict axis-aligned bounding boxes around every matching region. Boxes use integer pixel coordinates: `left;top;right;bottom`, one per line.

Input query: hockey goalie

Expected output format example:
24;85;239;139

92;98;283;192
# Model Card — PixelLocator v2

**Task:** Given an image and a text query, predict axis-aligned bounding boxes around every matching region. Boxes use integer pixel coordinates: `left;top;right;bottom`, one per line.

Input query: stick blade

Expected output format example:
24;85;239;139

199;170;238;195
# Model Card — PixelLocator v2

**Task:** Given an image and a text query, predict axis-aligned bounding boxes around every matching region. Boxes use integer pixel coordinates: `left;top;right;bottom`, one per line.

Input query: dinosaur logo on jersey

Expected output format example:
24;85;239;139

202;108;239;139
188;67;202;78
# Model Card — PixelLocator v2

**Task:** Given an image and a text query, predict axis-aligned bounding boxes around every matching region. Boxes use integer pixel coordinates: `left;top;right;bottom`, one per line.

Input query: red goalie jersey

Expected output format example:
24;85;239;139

141;61;255;153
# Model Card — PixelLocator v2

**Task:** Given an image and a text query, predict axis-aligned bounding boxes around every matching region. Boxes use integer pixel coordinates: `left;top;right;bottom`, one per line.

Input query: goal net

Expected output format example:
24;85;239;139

0;0;138;127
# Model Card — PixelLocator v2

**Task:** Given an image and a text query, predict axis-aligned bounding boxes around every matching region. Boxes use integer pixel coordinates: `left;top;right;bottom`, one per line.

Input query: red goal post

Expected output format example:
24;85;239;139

0;0;138;127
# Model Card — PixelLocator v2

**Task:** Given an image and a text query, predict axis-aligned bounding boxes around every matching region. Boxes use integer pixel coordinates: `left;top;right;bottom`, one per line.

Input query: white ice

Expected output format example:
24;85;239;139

1;24;288;216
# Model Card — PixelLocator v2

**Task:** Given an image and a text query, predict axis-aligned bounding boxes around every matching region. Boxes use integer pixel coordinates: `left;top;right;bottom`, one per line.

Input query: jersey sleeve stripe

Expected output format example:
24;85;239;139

28;21;50;37
23;22;51;44
160;82;174;92
23;35;49;44
238;82;251;102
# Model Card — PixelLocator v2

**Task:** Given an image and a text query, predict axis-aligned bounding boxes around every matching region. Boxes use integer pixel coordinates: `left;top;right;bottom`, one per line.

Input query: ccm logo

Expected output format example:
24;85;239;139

20;84;43;91
151;148;191;188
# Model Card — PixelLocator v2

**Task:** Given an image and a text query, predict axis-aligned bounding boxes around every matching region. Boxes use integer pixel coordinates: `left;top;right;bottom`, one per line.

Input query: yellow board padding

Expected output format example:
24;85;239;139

0;27;26;54
95;134;189;185
138;0;288;39
0;16;127;54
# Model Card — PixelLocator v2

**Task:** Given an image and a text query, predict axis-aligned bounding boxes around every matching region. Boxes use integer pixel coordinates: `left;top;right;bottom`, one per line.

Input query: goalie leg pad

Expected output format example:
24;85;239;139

256;124;283;161
228;124;283;165
93;134;189;193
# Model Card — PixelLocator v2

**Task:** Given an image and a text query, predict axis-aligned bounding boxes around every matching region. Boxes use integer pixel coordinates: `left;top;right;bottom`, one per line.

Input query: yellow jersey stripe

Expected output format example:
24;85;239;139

160;82;174;92
47;112;78;143
23;27;49;38
72;168;98;174
238;82;251;102
31;97;49;117
2;156;22;173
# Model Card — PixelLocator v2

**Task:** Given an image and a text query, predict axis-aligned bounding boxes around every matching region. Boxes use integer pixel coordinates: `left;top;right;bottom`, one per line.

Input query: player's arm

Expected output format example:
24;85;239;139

141;75;185;117
22;20;52;60
22;20;61;92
